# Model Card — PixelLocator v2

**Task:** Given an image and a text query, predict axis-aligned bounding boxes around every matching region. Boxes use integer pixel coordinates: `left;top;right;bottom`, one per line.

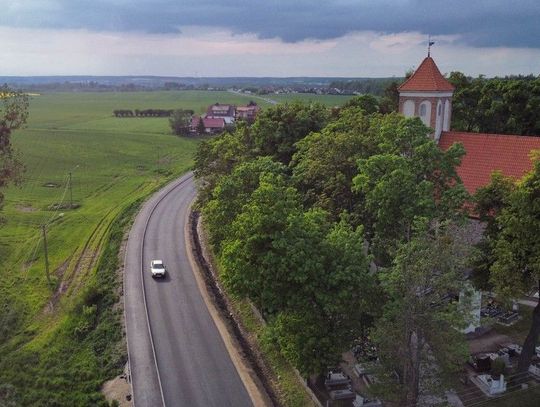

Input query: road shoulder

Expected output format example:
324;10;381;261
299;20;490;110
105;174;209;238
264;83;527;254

184;206;273;407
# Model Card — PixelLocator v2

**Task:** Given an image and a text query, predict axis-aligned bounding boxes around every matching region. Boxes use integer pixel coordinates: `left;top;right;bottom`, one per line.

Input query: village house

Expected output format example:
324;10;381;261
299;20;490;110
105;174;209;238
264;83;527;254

191;101;261;134
235;101;261;123
190;115;225;134
206;103;236;125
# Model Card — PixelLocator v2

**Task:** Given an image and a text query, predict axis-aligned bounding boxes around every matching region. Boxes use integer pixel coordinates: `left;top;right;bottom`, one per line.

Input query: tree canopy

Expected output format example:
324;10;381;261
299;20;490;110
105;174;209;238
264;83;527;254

194;98;471;391
448;72;540;136
169;109;193;136
371;222;469;405
353;117;468;265
0;86;29;213
488;155;540;371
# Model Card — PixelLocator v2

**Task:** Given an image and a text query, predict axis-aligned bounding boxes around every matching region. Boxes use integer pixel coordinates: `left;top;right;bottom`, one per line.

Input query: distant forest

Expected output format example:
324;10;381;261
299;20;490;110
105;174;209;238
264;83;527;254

328;78;401;96
1;76;400;94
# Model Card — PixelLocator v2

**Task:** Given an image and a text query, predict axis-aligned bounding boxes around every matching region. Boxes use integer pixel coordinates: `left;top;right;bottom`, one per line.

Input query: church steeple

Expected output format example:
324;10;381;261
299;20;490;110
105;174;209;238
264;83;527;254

398;56;454;142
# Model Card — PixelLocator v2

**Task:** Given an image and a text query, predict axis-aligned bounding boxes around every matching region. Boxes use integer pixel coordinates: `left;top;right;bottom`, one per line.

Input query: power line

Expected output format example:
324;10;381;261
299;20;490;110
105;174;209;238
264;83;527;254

41;225;51;286
464;380;540;407
396;370;538;407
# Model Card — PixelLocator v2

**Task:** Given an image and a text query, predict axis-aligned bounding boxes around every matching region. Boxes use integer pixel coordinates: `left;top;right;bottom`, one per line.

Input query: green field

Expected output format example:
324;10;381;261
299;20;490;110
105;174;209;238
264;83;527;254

269;92;355;106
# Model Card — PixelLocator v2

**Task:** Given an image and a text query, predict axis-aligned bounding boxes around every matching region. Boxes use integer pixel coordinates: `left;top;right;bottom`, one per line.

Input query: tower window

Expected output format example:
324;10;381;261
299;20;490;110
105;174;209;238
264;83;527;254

419;104;426;116
438;104;442;115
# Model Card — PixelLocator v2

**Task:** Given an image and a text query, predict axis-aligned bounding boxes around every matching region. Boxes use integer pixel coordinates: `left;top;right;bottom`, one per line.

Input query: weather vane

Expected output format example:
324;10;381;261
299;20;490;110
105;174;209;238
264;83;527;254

428;35;435;57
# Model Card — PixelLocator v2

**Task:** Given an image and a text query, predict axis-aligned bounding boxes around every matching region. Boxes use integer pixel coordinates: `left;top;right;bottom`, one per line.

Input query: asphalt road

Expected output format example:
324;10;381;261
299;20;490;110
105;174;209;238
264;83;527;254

124;173;253;407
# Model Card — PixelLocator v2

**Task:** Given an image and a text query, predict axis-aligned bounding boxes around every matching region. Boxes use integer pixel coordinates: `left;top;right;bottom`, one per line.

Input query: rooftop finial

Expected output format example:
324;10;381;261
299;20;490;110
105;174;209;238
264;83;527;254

428;35;435;57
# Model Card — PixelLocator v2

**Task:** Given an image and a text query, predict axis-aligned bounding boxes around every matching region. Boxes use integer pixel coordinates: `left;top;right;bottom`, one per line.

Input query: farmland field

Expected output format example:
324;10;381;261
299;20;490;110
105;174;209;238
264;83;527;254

269;92;355;106
0;89;353;405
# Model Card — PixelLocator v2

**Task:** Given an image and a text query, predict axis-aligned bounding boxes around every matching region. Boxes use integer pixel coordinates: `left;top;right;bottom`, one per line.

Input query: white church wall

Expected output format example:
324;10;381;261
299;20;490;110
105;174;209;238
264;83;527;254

419;100;431;127
443;100;451;131
403;100;415;117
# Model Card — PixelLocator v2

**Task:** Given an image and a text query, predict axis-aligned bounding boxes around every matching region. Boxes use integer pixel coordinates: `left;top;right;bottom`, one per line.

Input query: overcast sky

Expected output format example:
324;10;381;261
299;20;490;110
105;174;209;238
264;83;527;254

1;0;539;77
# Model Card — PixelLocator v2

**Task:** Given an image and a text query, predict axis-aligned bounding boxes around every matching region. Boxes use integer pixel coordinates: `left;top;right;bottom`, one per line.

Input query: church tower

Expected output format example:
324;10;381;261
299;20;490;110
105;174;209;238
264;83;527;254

398;56;454;142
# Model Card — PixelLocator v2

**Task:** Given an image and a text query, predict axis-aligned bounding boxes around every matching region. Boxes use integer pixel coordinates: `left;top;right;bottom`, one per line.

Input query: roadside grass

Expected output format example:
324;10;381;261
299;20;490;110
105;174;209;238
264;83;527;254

0;198;143;406
231;296;317;407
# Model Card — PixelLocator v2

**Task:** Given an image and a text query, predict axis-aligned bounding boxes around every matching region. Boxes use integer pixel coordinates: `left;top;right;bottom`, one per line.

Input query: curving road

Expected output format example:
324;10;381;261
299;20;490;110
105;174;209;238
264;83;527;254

124;173;253;407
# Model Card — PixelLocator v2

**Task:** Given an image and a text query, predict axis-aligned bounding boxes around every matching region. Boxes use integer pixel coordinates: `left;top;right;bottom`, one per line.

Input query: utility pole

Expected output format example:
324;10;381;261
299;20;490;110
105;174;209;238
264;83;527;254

69;171;73;209
41;225;51;286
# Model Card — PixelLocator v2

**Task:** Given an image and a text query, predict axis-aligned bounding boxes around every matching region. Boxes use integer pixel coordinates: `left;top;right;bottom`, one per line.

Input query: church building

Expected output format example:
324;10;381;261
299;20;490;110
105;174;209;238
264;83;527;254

398;55;540;194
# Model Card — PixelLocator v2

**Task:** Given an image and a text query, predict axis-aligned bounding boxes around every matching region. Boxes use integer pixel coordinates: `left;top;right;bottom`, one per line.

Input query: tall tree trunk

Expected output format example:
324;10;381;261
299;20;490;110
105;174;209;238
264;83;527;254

517;279;540;372
404;330;421;406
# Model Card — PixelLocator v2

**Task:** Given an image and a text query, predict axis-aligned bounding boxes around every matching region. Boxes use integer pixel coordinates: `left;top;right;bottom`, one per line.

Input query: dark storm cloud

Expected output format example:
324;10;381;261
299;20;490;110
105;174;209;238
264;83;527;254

2;0;540;48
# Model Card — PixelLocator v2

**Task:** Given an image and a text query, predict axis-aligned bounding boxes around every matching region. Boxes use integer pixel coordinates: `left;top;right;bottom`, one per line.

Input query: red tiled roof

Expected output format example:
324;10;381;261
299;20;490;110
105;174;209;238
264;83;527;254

203;117;225;128
439;131;540;194
398;57;455;92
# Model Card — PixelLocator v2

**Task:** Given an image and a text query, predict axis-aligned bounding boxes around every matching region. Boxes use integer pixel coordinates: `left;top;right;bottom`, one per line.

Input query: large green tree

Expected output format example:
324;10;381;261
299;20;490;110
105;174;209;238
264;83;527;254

202;156;287;251
371;222;469;406
169;109;193;136
470;172;515;290
194;124;253;203
490;154;540;372
341;94;380;114
353;117;468;265
0;86;28;213
291;109;403;220
448;73;540;136
220;174;377;374
250;101;330;165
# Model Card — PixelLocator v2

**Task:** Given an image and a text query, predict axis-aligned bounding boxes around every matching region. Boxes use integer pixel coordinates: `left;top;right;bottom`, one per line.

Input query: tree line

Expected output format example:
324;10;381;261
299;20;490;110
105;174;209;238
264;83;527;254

193;96;540;405
328;77;402;96
113;108;194;117
448;73;540;136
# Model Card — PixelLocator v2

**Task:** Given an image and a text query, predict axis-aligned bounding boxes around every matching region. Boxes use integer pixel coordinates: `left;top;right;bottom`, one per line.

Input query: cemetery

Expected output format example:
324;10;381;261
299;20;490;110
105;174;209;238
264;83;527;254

311;299;539;406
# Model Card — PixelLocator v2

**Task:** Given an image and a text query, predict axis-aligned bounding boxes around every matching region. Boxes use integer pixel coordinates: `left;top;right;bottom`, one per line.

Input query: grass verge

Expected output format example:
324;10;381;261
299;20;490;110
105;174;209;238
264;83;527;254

0;198;143;406
231;296;317;407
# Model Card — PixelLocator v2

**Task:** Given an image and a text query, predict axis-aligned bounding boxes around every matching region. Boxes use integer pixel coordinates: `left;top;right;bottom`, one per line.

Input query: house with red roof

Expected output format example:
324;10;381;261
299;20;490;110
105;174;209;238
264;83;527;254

206;103;236;125
190;115;225;134
236;101;261;123
398;55;540;194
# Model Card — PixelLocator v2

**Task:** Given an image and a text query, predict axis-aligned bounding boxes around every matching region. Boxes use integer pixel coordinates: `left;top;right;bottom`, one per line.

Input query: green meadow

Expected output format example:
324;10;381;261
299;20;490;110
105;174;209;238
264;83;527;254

1;91;269;306
269;92;355;106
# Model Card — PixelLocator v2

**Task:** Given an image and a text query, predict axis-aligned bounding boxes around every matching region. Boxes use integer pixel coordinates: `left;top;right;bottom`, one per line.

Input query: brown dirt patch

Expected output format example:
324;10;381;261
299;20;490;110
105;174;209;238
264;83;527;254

15;204;36;212
102;367;132;407
468;330;513;354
